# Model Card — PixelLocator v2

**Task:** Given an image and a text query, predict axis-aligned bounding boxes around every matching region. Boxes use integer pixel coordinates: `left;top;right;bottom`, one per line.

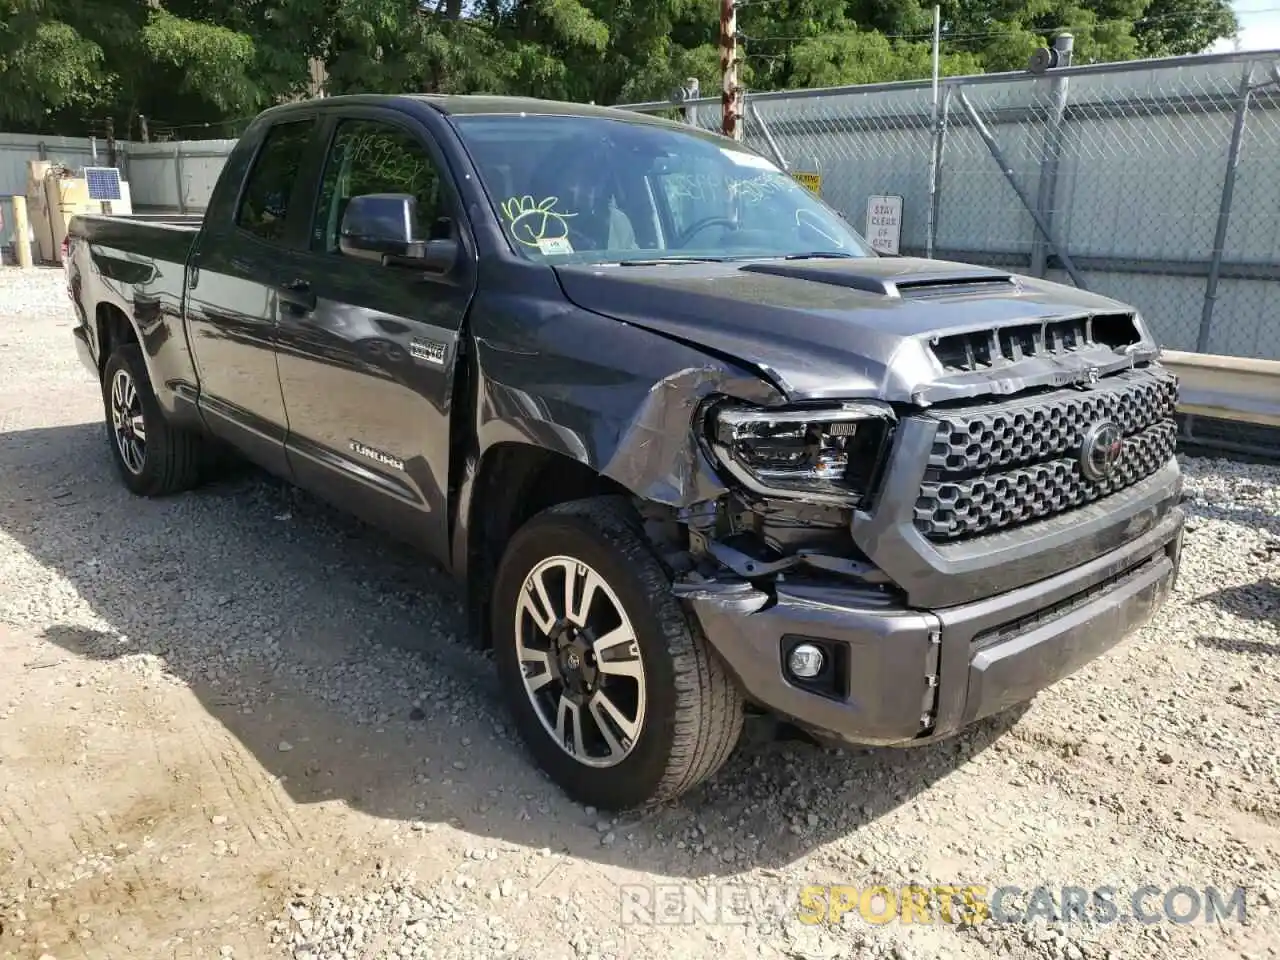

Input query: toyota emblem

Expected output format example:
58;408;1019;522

1080;421;1124;481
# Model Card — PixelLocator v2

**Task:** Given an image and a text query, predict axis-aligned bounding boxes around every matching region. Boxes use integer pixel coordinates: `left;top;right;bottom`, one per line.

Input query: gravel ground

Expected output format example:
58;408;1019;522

1;265;1278;960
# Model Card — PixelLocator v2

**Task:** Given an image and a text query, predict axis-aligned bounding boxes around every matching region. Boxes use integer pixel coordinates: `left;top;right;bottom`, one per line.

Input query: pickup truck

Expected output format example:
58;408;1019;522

67;94;1185;810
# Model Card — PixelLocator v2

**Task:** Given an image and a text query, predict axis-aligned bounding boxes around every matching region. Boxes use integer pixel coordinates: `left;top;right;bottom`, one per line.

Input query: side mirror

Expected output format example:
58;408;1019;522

339;193;459;272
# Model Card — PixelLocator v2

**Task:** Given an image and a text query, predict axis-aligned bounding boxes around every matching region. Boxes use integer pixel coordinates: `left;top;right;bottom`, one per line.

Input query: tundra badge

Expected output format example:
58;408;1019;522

349;440;405;471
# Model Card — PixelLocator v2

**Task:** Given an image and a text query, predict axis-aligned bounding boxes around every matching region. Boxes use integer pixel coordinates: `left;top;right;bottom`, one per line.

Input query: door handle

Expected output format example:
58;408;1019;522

277;279;316;314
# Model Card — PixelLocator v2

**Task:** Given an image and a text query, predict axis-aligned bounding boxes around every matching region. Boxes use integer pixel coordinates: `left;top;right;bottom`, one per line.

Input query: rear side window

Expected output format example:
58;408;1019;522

236;120;314;243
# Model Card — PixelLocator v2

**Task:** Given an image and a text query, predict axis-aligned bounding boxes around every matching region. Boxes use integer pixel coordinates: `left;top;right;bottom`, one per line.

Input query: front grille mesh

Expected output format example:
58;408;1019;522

914;366;1179;542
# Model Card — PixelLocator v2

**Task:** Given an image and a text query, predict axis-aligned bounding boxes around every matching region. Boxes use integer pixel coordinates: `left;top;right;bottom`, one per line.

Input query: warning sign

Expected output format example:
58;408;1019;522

792;171;821;195
865;194;903;254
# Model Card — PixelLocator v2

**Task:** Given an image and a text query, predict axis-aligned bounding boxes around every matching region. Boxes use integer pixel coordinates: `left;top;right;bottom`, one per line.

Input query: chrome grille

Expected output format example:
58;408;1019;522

914;366;1179;542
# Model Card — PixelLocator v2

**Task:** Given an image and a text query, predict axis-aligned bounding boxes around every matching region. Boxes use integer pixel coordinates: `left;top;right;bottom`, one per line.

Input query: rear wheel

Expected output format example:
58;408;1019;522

492;496;744;809
101;344;208;497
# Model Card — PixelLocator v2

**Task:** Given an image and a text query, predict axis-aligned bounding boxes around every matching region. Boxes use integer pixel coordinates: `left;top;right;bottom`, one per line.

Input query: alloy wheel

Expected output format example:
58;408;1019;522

110;367;146;475
514;556;647;768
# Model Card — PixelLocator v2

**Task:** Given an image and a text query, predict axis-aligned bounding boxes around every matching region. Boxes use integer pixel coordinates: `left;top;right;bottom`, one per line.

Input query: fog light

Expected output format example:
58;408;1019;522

787;643;825;679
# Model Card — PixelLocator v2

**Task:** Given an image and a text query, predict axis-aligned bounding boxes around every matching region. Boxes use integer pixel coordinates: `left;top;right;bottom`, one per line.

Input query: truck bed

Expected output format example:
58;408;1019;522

69;213;202;251
66;212;204;415
113;211;206;227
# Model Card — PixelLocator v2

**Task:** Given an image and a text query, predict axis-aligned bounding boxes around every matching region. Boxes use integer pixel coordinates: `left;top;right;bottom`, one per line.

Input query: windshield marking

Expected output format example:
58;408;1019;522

665;172;787;206
728;174;787;204
500;195;578;249
796;209;846;248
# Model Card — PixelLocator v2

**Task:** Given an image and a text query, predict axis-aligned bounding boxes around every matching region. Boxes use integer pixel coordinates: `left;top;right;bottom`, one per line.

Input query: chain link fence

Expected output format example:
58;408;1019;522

622;50;1280;361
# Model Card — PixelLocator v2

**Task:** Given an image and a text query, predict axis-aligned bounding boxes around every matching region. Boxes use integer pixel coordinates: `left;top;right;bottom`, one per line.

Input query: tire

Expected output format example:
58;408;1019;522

101;344;207;497
492;496;744;809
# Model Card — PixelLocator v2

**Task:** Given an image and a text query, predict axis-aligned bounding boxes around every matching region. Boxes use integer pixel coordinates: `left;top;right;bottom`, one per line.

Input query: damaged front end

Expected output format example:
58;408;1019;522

667;394;927;724
598;362;904;608
682;397;900;588
598;322;1183;750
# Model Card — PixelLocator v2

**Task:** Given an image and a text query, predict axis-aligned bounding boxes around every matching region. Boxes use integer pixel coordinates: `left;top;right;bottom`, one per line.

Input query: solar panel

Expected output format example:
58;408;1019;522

84;167;123;202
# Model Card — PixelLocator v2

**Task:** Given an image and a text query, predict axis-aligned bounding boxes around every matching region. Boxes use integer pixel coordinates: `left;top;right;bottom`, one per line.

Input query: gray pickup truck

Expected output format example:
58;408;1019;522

66;94;1184;809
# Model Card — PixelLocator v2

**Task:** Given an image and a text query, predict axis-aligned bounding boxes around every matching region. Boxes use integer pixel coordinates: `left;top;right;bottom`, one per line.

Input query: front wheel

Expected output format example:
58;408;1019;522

492;496;744;809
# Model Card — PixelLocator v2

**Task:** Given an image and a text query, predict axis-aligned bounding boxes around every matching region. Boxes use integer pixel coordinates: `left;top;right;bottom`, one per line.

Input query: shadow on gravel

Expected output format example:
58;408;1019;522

1196;635;1278;657
3;421;1017;878
1194;578;1280;627
1185;500;1280;540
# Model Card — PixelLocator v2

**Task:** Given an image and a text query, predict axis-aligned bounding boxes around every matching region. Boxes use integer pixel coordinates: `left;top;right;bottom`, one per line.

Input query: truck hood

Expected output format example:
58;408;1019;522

553;257;1160;405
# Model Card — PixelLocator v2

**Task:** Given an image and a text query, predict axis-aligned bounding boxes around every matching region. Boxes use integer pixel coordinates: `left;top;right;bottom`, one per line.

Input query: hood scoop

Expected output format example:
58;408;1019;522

739;260;1018;299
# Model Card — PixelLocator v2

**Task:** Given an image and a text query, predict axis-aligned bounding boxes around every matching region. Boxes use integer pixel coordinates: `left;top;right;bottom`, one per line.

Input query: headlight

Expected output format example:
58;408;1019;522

707;401;896;505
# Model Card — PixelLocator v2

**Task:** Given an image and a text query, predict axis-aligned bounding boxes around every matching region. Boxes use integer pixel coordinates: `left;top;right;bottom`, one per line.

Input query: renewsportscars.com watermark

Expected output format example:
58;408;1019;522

619;883;1251;927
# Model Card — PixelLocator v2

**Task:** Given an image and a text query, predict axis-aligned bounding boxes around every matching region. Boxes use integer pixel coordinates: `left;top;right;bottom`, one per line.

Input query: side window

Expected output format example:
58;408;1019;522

236;120;314;244
312;119;446;253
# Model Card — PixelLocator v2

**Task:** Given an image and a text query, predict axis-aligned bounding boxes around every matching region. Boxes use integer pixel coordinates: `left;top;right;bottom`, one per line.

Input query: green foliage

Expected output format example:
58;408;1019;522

141;10;258;111
1134;0;1237;57
756;32;983;89
0;1;105;127
0;0;1240;137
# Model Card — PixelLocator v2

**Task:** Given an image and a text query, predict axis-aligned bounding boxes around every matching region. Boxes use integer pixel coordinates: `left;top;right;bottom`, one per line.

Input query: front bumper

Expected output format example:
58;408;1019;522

682;500;1184;747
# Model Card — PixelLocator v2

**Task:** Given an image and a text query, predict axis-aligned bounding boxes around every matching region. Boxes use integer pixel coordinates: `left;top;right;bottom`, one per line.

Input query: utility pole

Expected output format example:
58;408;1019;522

720;0;741;140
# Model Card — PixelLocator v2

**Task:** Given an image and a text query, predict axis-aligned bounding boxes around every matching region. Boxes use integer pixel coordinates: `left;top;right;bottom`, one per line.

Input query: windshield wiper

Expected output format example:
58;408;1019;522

782;251;857;260
615;256;730;266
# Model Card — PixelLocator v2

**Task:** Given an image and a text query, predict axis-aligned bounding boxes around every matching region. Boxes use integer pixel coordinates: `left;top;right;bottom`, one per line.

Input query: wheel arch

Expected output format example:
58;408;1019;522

94;301;139;378
462;441;636;650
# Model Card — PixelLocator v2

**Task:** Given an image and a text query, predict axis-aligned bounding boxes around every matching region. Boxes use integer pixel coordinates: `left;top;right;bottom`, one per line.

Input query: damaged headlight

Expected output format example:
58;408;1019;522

707;401;896;505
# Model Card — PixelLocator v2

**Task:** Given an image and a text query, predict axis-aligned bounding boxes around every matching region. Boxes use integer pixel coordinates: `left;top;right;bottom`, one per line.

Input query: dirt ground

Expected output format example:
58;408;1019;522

1;267;1278;960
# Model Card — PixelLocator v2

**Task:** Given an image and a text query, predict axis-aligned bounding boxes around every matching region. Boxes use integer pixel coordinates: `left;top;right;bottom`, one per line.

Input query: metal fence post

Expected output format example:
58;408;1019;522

1197;64;1254;354
748;101;789;170
174;143;187;215
674;79;700;126
956;89;1087;289
926;84;953;259
1030;34;1073;278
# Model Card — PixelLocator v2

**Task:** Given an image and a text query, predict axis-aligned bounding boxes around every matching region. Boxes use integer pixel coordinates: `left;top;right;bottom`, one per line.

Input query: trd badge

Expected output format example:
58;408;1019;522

409;337;447;365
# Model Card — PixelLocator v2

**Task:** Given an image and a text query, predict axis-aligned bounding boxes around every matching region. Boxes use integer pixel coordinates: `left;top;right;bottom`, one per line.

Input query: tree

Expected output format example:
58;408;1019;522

934;0;1235;70
0;0;107;130
734;0;983;91
1;0;1240;136
0;0;313;136
1133;0;1236;57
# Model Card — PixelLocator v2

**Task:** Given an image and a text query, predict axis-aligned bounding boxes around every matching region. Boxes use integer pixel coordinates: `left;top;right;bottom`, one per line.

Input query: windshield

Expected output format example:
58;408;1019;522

450;114;876;263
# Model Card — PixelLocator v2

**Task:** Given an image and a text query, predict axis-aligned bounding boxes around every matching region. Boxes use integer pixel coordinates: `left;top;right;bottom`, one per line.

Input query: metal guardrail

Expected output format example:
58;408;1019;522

1163;350;1280;460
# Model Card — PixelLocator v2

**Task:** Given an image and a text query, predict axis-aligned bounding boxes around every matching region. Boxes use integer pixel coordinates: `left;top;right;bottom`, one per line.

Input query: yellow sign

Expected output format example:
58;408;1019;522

792;171;821;195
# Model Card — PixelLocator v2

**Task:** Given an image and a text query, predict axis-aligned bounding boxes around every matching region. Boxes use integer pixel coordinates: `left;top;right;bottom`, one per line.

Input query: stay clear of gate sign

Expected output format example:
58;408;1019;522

865;195;903;254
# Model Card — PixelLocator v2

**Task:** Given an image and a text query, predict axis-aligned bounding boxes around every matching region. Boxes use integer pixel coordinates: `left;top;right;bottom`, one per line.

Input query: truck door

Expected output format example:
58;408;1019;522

187;116;321;476
273;108;476;566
